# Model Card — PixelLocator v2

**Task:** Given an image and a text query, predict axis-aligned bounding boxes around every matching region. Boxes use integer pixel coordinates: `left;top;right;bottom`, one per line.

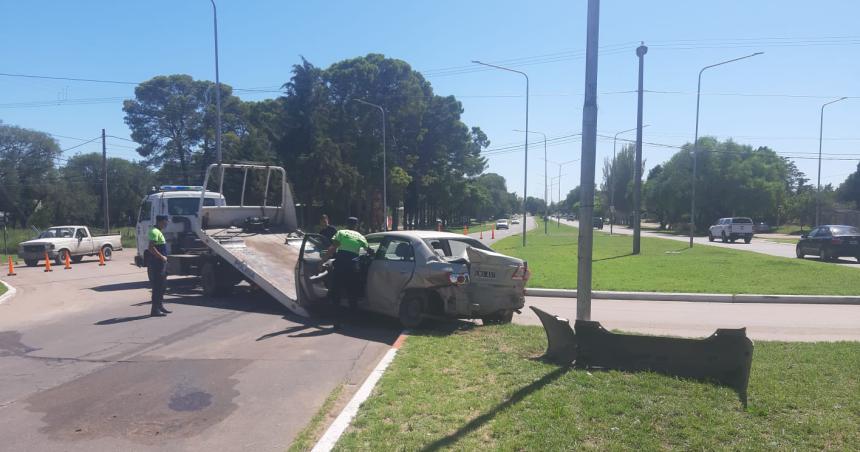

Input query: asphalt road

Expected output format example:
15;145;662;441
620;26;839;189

0;252;400;451
518;297;860;342
559;218;860;269
468;215;537;245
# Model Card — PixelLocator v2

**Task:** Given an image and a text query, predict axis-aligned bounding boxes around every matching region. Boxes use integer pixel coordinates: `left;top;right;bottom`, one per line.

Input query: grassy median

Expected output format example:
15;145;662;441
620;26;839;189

334;324;860;450
492;221;860;295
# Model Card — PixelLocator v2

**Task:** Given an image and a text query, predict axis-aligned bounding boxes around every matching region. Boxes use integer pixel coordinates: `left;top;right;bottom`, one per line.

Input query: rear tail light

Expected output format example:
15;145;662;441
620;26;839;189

512;262;531;281
448;272;469;285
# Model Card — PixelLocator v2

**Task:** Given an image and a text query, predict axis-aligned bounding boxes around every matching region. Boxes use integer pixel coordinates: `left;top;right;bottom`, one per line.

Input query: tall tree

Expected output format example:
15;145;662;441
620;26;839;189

0;123;61;226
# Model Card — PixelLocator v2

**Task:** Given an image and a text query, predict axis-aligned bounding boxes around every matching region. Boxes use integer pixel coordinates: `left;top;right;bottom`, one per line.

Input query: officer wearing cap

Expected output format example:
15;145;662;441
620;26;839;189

146;215;171;317
321;216;369;308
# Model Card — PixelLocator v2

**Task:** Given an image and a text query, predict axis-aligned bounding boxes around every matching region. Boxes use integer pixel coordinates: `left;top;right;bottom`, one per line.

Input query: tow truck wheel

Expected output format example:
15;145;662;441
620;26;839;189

482;309;514;325
398;295;424;329
201;262;221;297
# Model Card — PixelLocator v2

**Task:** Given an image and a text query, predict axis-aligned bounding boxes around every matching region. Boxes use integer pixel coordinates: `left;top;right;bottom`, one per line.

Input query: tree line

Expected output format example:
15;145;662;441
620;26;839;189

1;54;526;230
552;137;859;230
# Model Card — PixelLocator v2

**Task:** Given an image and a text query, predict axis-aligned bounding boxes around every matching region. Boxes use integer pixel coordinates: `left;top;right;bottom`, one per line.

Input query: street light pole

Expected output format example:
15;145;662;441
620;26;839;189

689;51;763;248
611;126;637;235
210;0;223;172
817;97;848;226
352;99;388;230
515;129;547;234
473;60;529;246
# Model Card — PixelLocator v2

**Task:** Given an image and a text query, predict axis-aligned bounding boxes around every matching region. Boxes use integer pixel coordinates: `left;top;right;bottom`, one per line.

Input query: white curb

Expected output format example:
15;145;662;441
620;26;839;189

0;280;17;305
525;288;860;305
311;332;407;452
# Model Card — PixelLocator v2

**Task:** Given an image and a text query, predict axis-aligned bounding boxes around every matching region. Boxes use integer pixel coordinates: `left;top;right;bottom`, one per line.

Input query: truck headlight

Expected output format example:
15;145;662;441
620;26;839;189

448;272;469;285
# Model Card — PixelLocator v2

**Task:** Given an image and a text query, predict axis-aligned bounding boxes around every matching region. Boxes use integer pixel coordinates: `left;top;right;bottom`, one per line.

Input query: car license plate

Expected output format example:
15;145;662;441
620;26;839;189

849;240;858;245
474;270;496;278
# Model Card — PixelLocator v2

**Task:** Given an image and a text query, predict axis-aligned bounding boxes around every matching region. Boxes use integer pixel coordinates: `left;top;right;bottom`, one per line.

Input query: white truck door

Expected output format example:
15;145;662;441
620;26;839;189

76;227;94;255
136;199;154;258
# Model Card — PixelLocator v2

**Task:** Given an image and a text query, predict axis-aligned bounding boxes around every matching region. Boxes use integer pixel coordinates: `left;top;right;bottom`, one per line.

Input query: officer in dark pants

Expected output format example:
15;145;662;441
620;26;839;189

146;215;171;317
321;217;369;309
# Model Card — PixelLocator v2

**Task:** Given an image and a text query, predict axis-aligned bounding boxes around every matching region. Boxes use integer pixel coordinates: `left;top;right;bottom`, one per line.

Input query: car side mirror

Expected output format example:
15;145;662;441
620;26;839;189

800;234;807;239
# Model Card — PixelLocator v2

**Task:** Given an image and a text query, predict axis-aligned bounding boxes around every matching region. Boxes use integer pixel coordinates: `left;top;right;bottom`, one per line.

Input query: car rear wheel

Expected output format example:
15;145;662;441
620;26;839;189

482;309;514;325
71;255;83;263
708;233;714;242
721;232;728;243
398;294;424;329
796;245;804;259
101;246;113;261
819;246;830;262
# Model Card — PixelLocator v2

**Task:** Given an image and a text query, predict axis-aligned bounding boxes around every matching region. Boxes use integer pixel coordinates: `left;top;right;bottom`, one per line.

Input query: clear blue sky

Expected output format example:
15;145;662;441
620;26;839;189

2;0;858;202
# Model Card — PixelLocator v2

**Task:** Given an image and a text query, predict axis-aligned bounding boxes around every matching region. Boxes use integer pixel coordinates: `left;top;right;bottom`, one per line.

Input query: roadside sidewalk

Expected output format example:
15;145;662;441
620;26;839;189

526;288;860;305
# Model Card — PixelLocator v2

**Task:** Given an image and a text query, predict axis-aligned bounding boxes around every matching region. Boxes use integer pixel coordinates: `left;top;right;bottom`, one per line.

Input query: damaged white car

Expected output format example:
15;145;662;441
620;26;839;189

297;231;529;327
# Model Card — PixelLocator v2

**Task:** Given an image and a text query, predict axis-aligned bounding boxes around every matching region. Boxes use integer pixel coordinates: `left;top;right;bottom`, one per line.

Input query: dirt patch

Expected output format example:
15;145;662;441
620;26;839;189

26;358;250;444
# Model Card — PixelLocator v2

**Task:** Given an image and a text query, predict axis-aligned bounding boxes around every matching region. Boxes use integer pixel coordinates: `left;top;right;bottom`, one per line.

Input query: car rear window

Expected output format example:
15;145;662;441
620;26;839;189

732;218;752;223
831;226;859;235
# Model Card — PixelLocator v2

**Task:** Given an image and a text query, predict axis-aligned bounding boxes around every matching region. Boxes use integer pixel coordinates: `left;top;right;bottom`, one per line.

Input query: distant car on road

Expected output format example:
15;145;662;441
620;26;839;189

709;217;754;243
796;225;860;262
496;219;509;230
592;217;604;230
511;218;520;225
753;222;773;233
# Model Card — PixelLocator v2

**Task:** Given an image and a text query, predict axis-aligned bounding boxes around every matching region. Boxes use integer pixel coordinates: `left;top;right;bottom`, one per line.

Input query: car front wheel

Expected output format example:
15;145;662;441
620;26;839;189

796;245;804;259
721;232;728;243
708;233;714;242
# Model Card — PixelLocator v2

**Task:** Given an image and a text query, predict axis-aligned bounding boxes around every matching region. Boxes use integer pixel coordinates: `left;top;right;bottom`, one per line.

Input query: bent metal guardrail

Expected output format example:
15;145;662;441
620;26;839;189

530;306;754;407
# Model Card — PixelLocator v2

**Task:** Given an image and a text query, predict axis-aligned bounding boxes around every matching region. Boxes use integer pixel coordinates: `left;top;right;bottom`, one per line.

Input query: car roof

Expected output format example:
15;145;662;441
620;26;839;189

821;224;856;228
366;230;476;240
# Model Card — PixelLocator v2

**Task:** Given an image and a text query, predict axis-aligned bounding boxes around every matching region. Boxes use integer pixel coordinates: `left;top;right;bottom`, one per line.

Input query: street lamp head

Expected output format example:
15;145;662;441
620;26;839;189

471;60;482;64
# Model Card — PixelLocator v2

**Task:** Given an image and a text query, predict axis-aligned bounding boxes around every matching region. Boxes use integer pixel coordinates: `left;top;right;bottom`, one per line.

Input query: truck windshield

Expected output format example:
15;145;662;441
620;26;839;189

40;227;75;238
167;198;217;216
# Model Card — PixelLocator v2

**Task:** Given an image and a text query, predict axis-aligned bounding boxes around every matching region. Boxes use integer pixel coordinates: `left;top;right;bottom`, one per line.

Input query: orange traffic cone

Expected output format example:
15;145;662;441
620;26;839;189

7;256;16;276
43;251;53;272
98;248;106;266
491;225;495;239
64;251;72;270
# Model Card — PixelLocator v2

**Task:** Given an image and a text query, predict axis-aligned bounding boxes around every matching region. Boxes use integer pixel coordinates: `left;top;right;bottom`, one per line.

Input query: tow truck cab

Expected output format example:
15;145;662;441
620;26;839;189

135;186;226;267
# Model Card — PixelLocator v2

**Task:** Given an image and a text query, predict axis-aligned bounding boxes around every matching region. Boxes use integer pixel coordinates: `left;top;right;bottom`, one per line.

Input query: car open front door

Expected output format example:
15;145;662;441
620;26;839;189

366;237;416;315
297;233;329;304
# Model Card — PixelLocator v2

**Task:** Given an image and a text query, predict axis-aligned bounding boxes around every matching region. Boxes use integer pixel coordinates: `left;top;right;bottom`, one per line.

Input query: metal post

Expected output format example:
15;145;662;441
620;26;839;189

689;52;763;248
352;99;388;230
102;129;109;234
611;126;637;235
633;43;647;255
472;60;529;246
817;97;848;226
210;1;223;184
577;0;600;321
558;165;562;227
516;130;547;233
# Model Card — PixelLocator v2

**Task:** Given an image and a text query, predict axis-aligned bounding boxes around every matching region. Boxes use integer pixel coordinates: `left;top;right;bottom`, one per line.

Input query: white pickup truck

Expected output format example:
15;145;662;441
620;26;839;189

18;226;122;266
708;217;754;244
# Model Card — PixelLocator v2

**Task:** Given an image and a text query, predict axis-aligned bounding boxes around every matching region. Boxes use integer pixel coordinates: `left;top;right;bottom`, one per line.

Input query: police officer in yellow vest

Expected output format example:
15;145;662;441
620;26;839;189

321;216;369;308
145;215;171;317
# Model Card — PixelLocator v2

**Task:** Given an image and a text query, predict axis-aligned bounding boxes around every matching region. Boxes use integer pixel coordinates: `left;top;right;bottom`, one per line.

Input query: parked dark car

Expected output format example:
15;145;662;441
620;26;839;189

753;222;773;233
796;225;860;262
593;217;604;230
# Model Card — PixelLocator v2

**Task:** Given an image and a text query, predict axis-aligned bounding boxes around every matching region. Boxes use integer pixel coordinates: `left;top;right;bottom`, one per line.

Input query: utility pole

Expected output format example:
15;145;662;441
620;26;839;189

102;129;109;234
633;43;647;255
576;0;600;321
210;1;223;188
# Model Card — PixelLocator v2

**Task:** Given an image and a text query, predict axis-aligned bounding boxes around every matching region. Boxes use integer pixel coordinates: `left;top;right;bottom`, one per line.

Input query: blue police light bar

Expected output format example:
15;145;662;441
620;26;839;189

159;185;204;192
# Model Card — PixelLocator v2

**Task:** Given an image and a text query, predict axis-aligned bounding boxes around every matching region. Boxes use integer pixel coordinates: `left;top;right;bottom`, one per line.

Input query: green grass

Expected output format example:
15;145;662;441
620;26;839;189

444;220;498;234
289;383;344;452
492;220;860;295
0;281;6;296
335;324;860;451
775;224;808;236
